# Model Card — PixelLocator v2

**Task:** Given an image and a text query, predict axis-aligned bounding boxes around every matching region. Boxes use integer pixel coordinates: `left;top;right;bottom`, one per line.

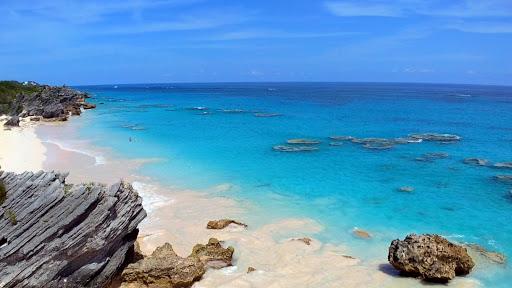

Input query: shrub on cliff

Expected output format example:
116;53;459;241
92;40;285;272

0;180;6;205
0;81;42;114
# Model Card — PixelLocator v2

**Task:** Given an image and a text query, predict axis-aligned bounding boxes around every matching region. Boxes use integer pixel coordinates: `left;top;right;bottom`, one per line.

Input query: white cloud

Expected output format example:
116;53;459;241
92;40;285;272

324;0;512;18
447;21;512;33
206;30;359;41
324;1;402;17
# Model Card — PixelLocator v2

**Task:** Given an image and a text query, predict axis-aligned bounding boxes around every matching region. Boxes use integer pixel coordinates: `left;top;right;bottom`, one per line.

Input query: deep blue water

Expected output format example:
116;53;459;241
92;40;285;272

74;82;512;286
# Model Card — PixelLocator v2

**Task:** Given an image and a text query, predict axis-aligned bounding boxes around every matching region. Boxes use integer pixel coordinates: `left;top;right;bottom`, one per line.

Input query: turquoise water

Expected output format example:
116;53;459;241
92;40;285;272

75;83;511;286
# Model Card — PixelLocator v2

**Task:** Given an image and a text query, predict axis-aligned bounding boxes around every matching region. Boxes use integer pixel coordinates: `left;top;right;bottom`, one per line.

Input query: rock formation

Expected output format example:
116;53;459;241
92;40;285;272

408;133;461;142
8;84;95;121
122;238;234;287
494;175;512;184
207;219;247;229
0;170;146;287
353;228;371;239
388;234;474;283
3;116;19;127
493;162;512;169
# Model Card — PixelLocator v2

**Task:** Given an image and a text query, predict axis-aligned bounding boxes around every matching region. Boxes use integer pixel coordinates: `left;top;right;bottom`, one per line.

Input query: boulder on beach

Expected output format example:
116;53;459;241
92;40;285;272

388;234;474;283
0;171;146;287
207;219;247;229
121;242;205;288
3;116;19;127
190;238;235;269
463;158;489;166
122;238;234;287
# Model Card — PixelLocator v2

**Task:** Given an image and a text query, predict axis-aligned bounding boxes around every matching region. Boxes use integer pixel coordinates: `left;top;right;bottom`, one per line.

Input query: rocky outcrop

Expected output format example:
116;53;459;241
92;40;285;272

190;238;235;269
494;175;512;184
122;238;234;287
207;219;247;229
3;116;19;127
121;243;205;288
388;234;474;283
408;133;461;142
9;84;94;120
0;170;146;287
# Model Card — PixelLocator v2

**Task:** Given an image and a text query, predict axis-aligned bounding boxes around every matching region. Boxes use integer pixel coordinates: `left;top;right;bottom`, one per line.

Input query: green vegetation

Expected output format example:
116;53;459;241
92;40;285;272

64;183;74;196
4;209;17;225
0;180;6;205
0;81;41;114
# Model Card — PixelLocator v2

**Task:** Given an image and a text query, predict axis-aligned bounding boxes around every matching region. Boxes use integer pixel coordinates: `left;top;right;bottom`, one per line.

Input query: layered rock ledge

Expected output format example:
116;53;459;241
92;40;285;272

0;170;146;287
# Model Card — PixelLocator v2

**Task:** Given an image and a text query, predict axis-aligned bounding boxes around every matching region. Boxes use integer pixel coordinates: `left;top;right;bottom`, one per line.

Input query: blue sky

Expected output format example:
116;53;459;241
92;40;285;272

0;0;511;85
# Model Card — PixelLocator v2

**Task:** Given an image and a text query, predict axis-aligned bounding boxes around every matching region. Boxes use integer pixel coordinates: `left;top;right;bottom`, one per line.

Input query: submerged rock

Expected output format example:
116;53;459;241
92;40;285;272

398;186;415;192
3;116;19;127
273;145;318;152
493;162;512;169
408;133;461;142
286;138;321;144
254;113;282;117
465;244;506;264
353;228;371;239
463;158;489;166
415;152;449;162
363;142;394;150
329;135;354;141
0;171;146;287
207;219;247;229
494;175;512;184
388;234;474;282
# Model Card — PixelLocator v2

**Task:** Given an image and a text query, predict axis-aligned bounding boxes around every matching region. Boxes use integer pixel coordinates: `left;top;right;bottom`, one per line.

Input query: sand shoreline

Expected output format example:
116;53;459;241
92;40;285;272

0;118;480;287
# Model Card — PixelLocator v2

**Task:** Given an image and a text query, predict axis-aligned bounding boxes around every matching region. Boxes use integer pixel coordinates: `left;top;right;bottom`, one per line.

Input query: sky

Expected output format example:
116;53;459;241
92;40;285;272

0;0;511;85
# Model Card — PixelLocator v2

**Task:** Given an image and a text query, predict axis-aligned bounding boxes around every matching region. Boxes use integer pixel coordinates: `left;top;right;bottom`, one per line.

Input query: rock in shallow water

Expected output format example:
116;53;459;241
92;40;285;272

207;219;247;229
388;234;474;283
463;158;490;166
0;170;146;287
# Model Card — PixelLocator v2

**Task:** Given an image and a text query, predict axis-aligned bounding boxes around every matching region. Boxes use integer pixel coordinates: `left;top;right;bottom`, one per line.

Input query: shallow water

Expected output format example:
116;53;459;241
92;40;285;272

65;82;511;286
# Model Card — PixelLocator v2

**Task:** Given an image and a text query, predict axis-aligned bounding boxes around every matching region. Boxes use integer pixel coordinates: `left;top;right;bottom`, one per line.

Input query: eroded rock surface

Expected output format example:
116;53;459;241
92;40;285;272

0;170;146;287
9;85;94;120
122;238;234;287
3;116;19;127
388;234;474;283
207;219;247;230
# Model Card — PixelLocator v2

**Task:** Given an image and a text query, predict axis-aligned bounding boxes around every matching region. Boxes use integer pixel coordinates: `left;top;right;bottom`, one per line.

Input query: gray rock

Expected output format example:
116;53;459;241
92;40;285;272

408;133;461;142
9;85;94;121
0;170;146;288
493;162;512;169
463;158;489;166
388;234;474;283
494;175;512;184
3;116;19;127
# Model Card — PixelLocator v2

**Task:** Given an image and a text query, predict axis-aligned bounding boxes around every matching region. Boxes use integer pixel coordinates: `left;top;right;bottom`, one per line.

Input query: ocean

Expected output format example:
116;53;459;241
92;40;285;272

65;82;511;286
